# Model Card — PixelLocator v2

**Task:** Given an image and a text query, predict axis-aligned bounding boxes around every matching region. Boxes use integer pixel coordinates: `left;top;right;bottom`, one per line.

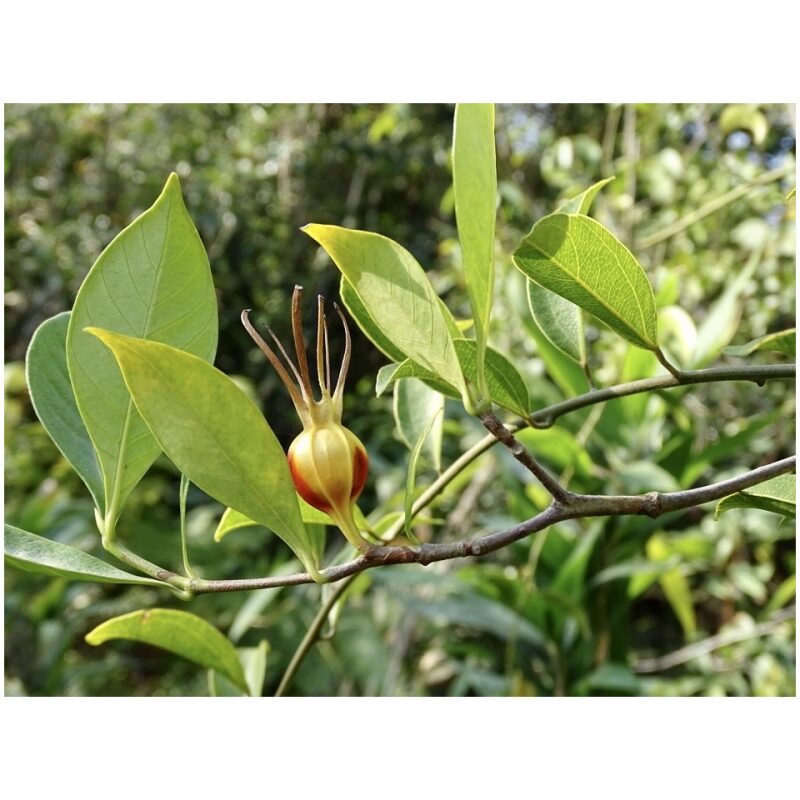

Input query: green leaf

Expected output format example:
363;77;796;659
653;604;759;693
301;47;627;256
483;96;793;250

647;534;696;637
555;176;615;214
376;360;455;399
715;474;796;519
404;407;443;541
376;341;530;419
240;640;269;698
524;311;590;397
214;497;366;545
583;663;641;695
303;224;465;396
340;276;407;364
394;378;444;472
453;339;531;418
25;312;105;509
513;213;658;350
765;575;796;615
723;328;795;357
4;524;166;588
527;279;585;365
85;608;248;694
86;329;320;579
720;104;769;146
693;246;761;366
453;103;497;403
66;174;218;522
787;187;796;203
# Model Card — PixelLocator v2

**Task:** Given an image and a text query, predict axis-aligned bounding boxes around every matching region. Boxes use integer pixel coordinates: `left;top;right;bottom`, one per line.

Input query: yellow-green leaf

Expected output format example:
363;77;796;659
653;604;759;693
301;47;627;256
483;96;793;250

715;474;795;519
86;329;320;579
453;103;497;405
85;608;248;694
66;174;217;522
4;525;167;588
304;224;466;398
723;328;795;358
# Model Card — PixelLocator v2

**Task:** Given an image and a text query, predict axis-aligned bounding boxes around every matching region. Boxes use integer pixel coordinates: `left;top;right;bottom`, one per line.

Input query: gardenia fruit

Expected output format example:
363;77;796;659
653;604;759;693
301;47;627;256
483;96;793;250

241;286;370;552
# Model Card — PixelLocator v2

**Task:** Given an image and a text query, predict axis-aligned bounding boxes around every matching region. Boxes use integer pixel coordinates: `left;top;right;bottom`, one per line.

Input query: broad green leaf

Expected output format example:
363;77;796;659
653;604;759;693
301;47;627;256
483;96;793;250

4;524;166;588
376;342;530;419
723;328;795;357
303;224;466;396
715;474;796;519
720;104;768;146
85;608;248;694
513;213;658;351
647;534;696;637
25;312;104;508
340;276;407;364
524;311;590;397
66;174;218;522
394;378;444;472
693;246;760;366
86;329;320;579
453;339;530;418
404;407;443;541
527;279;585;365
453;103;497;404
555;176;615;214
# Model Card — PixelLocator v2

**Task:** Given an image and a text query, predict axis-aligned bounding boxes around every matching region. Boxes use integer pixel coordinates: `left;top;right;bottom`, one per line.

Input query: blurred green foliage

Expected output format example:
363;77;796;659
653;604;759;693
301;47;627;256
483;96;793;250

4;103;796;696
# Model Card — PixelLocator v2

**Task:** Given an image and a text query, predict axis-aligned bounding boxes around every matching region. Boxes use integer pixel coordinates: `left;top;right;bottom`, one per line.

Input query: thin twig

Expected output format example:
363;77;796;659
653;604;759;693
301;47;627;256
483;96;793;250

633;605;796;673
528;363;794;429
479;410;574;503
637;163;794;249
186;455;796;594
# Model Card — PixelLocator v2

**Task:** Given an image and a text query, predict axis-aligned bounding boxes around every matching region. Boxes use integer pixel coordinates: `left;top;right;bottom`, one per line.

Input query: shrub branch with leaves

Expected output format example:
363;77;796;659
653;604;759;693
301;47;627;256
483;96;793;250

5;104;795;696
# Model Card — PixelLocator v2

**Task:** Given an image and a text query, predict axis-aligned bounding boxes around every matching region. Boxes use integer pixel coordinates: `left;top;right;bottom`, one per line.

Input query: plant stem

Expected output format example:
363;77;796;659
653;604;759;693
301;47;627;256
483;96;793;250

479;410;574;504
274;575;356;696
528;363;794;429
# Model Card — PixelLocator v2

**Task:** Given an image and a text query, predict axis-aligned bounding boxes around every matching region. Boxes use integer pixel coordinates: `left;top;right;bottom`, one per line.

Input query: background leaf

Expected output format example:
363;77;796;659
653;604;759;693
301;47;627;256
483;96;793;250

453;103;497;403
66;174;218;523
513;213;658;350
404;407;443;540
87;330;320;578
393;377;444;472
693;246;761;366
4;525;167;587
303;224;465;395
527;279;585;365
25;312;105;509
715;474;796;519
723;328;795;357
85;608;249;694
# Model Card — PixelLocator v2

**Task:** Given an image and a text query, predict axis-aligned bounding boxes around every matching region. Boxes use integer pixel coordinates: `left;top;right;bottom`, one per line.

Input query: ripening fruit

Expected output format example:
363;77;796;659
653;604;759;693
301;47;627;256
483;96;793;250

242;286;371;552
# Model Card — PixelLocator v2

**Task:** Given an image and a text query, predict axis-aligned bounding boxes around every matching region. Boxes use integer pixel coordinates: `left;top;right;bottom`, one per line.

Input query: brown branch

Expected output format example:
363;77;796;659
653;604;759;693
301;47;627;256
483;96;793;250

479;410;574;503
187;455;796;594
